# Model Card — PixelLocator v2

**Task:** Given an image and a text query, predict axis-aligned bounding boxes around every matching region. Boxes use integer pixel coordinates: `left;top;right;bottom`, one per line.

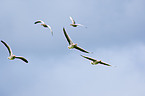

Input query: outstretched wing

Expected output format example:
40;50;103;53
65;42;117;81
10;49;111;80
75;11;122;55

74;46;90;53
46;24;53;36
15;56;28;63
1;40;12;56
63;27;73;45
69;16;75;24
99;61;111;66
34;20;44;24
76;24;84;26
80;55;96;61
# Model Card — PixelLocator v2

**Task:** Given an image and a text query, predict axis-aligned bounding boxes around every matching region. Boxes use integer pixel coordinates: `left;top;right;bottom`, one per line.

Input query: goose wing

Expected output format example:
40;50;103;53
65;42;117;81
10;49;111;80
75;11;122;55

15;56;28;63
63;28;73;45
69;16;75;24
80;55;96;61
74;46;90;53
34;20;44;24
76;24;83;26
99;61;111;66
46;24;53;36
1;40;12;56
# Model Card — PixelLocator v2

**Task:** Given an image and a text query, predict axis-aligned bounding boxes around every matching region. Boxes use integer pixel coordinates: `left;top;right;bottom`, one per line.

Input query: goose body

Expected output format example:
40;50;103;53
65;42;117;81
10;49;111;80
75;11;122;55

81;55;111;66
1;40;28;63
69;16;83;27
63;28;90;53
34;20;53;36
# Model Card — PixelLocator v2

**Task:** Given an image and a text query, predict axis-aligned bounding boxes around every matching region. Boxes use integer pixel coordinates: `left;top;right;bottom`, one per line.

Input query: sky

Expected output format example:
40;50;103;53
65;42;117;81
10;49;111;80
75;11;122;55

0;0;145;96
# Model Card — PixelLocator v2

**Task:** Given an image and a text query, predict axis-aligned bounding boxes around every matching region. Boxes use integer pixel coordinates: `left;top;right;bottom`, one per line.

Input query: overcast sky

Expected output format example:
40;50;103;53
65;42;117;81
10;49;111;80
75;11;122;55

0;0;145;96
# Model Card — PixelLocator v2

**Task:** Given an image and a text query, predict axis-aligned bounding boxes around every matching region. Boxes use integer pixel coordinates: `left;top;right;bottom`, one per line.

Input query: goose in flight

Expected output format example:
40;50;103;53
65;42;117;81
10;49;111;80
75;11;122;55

63;28;91;53
1;40;28;63
81;55;111;66
69;16;84;27
34;20;53;36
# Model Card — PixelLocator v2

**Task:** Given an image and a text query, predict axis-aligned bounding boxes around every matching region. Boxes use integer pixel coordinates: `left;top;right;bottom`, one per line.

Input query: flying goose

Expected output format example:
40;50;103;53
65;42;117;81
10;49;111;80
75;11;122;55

1;40;28;63
81;55;111;66
34;20;53;36
63;28;90;53
69;16;84;27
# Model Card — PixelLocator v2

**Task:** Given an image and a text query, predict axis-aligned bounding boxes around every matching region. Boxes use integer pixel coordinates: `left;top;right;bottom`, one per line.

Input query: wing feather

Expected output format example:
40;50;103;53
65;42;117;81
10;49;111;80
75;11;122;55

46;24;53;36
34;20;44;24
76;24;83;26
15;56;28;63
81;55;96;61
74;46;90;53
99;61;111;66
1;40;12;56
69;16;75;24
63;28;73;45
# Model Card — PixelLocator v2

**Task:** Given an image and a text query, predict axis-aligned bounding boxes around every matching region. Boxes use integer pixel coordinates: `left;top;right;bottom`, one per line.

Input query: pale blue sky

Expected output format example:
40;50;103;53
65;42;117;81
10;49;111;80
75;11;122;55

0;0;145;96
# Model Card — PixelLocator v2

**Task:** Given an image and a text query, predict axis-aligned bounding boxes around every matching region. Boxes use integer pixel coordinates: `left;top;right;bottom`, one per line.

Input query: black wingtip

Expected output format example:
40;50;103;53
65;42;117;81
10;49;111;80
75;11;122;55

84;50;91;54
63;27;67;34
80;55;85;57
34;22;37;24
63;27;65;31
26;59;28;63
86;51;90;53
1;40;5;44
24;59;28;63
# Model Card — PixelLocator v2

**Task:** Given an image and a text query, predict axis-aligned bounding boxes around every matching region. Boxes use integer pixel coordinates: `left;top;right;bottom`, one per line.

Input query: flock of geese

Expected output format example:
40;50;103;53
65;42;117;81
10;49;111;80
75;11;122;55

1;16;111;66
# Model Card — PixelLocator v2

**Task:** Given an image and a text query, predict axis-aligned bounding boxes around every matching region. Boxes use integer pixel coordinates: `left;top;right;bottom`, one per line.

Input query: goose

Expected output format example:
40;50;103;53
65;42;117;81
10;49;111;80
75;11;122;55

63;28;90;53
34;20;53;36
1;40;28;63
69;16;84;27
81;55;111;66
